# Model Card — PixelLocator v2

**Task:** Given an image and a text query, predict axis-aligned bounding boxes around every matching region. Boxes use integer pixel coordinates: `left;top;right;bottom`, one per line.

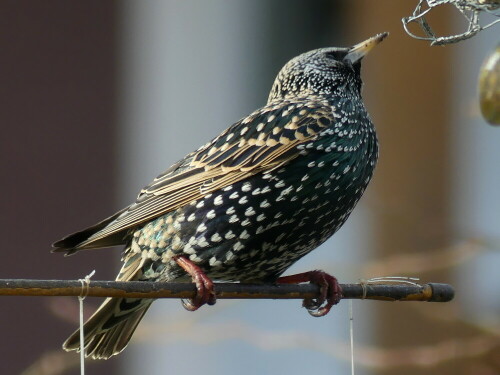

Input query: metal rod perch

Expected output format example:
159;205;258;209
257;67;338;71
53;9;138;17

0;279;454;302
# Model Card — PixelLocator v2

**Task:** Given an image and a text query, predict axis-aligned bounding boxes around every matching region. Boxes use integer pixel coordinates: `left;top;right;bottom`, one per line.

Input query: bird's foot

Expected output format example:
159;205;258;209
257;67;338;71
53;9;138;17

173;256;216;311
277;270;342;317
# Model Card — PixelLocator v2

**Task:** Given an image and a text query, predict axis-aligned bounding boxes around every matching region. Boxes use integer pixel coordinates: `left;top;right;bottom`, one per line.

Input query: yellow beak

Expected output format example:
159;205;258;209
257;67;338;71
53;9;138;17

345;32;389;64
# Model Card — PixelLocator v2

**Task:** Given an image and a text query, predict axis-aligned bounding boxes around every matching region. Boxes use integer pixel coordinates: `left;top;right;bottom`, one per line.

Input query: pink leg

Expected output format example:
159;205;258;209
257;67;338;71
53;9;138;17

277;270;343;317
174;256;216;311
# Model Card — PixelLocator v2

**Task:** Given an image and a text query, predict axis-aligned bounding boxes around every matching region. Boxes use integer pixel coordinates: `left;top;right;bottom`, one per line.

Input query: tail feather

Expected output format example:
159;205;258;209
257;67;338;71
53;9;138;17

63;296;153;360
52;208;129;255
62;235;150;359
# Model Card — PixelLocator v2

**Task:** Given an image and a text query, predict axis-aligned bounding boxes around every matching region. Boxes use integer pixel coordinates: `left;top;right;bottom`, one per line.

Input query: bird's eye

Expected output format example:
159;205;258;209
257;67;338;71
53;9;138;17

325;51;345;60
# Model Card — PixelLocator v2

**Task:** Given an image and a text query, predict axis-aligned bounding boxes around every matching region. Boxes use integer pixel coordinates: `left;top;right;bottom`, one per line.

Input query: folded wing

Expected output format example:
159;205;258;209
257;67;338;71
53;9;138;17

53;98;334;254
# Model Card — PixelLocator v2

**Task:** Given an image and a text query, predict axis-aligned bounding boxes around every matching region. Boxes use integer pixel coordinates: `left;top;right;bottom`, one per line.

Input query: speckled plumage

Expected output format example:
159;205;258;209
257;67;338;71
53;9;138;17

53;33;387;359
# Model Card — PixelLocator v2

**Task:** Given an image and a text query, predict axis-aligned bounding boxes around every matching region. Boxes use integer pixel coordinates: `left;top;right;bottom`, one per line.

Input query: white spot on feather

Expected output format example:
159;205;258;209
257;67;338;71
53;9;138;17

183;243;195;254
261;186;271;194
214;195;223;206
189;254;202;262
197;236;209;247
211;233;222;242
275;180;285;188
245;207;256;216
242;182;252;192
209;257;222;266
233;241;245;251
260;200;270;208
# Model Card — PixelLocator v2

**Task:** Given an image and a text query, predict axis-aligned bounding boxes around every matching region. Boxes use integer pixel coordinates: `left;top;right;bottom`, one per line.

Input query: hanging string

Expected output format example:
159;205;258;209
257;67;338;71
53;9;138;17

352;276;421;374
78;270;95;375
349;300;355;375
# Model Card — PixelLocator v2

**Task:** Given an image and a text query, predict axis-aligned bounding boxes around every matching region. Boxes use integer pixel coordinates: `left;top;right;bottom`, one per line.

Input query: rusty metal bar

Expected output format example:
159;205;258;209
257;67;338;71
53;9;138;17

0;279;454;302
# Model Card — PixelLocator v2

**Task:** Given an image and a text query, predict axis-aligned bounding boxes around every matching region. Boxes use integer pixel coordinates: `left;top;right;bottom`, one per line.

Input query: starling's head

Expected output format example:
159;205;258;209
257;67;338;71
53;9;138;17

268;32;388;103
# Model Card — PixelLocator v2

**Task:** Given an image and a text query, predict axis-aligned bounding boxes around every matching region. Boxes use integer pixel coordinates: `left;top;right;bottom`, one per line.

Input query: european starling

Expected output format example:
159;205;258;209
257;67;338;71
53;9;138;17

53;32;388;359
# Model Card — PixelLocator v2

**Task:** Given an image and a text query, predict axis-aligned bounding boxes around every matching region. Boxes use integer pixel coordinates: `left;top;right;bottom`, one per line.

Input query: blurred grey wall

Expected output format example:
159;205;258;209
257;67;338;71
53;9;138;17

116;2;373;375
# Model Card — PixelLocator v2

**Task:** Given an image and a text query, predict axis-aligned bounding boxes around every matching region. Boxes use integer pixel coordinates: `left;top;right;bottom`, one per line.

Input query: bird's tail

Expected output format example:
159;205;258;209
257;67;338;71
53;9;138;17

63;296;153;359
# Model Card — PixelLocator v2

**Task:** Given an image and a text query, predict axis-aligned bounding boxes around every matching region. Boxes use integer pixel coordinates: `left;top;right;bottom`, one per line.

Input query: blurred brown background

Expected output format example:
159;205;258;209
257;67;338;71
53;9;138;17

0;1;498;375
0;1;118;374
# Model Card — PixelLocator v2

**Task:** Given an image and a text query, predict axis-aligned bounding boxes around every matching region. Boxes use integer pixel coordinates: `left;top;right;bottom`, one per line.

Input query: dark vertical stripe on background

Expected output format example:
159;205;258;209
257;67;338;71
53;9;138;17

0;2;118;374
347;2;455;375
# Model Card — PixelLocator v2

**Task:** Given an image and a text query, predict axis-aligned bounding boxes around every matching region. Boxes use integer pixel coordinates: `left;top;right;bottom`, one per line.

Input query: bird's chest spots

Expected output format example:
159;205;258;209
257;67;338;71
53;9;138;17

133;129;376;282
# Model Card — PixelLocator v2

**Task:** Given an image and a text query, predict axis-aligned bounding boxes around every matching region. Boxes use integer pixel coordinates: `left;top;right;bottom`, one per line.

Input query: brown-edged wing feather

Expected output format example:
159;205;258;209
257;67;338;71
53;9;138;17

58;97;335;252
52;155;197;253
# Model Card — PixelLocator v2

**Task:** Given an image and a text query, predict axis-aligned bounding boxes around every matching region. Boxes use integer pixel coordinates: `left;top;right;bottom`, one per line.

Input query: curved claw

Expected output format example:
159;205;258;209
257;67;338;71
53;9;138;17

174;256;216;311
278;270;343;317
181;298;199;311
